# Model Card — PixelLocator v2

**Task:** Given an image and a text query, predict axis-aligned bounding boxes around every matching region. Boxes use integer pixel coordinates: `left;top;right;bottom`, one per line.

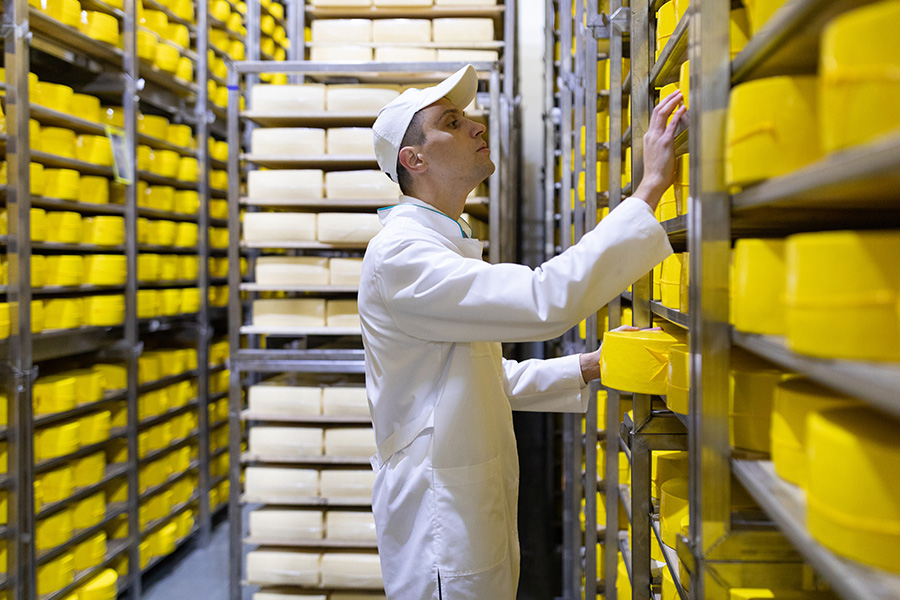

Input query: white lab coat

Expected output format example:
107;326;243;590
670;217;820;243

359;195;671;599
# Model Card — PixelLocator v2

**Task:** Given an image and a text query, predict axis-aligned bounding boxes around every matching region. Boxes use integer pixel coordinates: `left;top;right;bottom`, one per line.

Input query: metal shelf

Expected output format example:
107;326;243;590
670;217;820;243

28;285;127;298
243;537;377;550
731;0;882;84
139;400;199;431
139;462;198;502
241;154;378;169
305;4;505;19
241;111;378;127
29;196;127;216
141;0;196;29
138;61;199;98
240;495;372;508
35;502;127;566
136;134;197;159
239;326;361;337
138;279;201;289
23;326;123;362
651;516;688;600
30;105;107;136
29;9;124;67
36;463;130;519
240;241;368;250
39;538;130;600
731;331;900;419
732;459;900;600
29;241;126;253
234;348;366;373
138;432;198;466
241;411;370;425
138;244;202;254
140;494;200;539
307;40;503;50
731;132;900;233
35;431;127;474
34;389;127;429
137;207;200;223
649;301;688;330
138;370;199;394
240;284;358;293
30;151;115;177
242;453;371;466
649;11;689;88
137;171;200;190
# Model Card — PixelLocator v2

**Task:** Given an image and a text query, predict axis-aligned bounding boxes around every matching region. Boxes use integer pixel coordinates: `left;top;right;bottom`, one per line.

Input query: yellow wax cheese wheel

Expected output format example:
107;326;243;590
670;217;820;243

731;239;786;335
600;329;684;394
807;406;900;574
820;1;900;153
730;350;792;453
771;378;857;488
660;477;689;547
785;230;900;361
726;76;821;187
666;344;689;414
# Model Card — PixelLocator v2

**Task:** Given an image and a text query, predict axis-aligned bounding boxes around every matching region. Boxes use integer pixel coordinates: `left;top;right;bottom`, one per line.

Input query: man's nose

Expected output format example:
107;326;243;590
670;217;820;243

469;118;486;137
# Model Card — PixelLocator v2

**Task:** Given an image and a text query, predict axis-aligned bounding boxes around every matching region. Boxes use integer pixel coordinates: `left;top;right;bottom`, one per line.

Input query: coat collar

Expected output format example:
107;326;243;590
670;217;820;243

378;195;474;241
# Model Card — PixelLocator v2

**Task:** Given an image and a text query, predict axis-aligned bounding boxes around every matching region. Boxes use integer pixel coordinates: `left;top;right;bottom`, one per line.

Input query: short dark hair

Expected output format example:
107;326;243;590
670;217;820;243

396;110;426;196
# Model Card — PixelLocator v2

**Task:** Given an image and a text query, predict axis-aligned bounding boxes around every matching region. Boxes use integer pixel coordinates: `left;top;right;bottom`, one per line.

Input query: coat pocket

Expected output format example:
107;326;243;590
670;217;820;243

433;455;508;577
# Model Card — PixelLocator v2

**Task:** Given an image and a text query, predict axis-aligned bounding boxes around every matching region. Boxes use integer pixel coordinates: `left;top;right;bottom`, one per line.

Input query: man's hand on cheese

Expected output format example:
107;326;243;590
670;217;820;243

581;325;638;383
634;90;686;212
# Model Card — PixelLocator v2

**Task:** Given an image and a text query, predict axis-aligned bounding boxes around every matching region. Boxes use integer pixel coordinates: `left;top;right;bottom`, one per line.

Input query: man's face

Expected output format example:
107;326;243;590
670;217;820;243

416;97;495;187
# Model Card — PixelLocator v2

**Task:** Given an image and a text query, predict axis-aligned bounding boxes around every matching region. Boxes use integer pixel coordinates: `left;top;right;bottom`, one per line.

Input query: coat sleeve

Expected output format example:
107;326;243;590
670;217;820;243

373;196;672;343
501;355;590;413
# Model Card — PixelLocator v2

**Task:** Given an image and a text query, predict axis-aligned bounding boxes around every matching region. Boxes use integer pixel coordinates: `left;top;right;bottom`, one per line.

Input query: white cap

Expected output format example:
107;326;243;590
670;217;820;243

373;64;478;183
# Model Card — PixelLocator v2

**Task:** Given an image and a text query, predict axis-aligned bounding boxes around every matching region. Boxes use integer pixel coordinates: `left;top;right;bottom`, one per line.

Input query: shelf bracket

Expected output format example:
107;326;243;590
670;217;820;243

587;13;611;40
609;7;631;35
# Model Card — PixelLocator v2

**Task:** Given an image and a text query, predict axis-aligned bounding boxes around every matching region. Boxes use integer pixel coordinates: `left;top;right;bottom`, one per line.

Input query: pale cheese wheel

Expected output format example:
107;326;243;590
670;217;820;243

320;552;382;589
437;49;500;62
310;19;372;43
326;299;360;328
243;212;317;243
374;0;430;6
250;84;325;112
326;128;375;156
320;470;375;498
247;170;324;200
325;511;377;542
256;256;331;286
250;509;324;540
329;594;387;600
255;593;326;600
251;128;325;155
325;170;399;200
249;427;324;456
317;213;382;245
325;86;400;112
310;45;373;62
432;18;494;42
435;0;496;5
246;550;320;586
310;0;369;6
371;19;431;43
322;387;369;417
252;299;326;328
330;258;363;286
248;383;322;415
373;46;436;62
324;427;376;457
245;467;319;498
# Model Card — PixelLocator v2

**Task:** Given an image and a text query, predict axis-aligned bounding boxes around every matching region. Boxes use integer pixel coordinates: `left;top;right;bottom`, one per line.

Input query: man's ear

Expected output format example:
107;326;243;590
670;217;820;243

398;146;427;174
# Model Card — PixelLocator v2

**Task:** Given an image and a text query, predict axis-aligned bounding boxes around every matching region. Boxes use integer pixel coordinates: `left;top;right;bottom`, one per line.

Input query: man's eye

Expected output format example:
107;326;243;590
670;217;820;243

449;120;458;128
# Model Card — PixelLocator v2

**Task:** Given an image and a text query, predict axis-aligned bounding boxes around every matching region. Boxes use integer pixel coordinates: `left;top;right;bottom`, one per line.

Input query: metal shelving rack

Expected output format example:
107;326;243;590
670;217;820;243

562;0;900;599
0;0;240;594
226;58;511;600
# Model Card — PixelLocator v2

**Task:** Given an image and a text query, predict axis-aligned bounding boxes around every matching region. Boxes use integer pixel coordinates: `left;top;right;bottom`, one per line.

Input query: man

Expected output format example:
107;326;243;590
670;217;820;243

360;64;684;598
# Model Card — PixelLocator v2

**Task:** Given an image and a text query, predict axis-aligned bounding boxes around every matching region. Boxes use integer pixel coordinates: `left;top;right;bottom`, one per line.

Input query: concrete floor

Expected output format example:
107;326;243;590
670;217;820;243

139;516;230;600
